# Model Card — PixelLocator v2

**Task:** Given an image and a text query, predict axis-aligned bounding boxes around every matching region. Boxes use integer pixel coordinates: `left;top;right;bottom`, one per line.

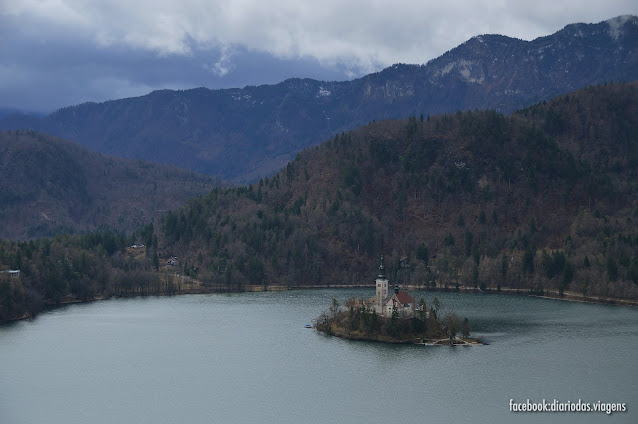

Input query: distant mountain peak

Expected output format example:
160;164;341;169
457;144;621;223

606;14;636;39
558;14;637;40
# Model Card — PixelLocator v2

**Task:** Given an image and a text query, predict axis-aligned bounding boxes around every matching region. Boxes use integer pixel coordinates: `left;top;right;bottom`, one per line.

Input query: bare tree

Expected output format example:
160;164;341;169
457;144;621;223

444;313;461;344
461;317;470;338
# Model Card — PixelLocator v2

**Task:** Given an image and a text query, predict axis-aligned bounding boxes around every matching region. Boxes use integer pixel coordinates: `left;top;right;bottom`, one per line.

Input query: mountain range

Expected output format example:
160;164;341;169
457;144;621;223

1;15;636;182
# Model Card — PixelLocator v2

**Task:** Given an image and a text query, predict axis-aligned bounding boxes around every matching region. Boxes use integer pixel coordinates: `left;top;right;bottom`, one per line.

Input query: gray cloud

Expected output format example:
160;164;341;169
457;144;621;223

1;1;636;112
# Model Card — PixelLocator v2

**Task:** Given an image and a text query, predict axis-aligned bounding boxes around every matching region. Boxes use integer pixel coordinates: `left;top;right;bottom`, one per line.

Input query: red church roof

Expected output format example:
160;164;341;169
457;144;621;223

395;291;414;305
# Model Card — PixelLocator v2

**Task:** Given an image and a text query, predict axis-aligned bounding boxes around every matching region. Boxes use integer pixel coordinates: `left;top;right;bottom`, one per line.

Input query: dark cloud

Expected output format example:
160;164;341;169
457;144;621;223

1;1;636;113
0;27;352;112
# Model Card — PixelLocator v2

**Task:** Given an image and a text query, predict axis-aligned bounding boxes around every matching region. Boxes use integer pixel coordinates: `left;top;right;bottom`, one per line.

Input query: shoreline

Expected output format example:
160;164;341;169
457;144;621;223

2;280;636;325
318;327;482;346
265;283;638;307
405;285;638;307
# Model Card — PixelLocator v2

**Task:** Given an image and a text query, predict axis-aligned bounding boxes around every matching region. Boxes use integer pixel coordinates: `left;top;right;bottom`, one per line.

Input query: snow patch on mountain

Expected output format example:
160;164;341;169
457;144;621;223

607;15;632;40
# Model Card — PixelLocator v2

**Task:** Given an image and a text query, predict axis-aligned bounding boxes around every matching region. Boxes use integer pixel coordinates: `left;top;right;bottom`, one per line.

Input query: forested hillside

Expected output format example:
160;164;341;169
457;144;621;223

0;131;220;239
154;82;638;296
1;83;637;322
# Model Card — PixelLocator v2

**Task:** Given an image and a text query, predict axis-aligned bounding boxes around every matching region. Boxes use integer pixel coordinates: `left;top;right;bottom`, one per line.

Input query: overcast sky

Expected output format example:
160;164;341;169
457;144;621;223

1;1;636;114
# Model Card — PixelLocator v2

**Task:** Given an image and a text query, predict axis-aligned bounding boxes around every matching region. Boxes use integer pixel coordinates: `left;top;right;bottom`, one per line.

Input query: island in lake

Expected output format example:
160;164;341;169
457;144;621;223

316;257;479;346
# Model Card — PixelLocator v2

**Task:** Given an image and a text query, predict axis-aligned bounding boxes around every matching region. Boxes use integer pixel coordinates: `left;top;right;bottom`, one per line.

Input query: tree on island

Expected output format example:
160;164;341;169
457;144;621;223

444;313;461;343
431;297;441;319
330;297;340;318
461;317;471;338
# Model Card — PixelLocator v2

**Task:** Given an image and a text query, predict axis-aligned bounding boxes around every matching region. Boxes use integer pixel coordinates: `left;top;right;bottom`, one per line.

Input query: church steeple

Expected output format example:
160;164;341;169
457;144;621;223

378;255;386;279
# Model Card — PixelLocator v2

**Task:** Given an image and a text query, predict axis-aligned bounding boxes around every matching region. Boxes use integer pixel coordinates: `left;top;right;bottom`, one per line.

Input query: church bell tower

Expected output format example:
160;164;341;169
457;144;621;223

375;256;388;310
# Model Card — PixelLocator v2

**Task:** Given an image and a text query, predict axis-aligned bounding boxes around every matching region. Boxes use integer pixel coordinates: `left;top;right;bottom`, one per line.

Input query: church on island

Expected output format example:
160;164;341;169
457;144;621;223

366;256;418;317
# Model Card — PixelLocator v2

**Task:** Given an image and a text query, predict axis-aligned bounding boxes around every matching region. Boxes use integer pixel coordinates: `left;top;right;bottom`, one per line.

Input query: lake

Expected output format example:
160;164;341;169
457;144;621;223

1;289;636;423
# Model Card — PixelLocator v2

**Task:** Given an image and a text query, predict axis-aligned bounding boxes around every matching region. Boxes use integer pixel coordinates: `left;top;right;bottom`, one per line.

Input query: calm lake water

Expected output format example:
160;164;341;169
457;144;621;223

1;289;637;423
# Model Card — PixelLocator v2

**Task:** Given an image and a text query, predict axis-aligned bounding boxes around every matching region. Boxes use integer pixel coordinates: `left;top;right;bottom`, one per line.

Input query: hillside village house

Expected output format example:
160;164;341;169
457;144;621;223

367;256;418;317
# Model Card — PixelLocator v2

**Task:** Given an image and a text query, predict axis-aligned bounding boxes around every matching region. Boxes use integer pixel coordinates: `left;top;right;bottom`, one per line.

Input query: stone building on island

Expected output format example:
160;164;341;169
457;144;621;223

367;256;417;317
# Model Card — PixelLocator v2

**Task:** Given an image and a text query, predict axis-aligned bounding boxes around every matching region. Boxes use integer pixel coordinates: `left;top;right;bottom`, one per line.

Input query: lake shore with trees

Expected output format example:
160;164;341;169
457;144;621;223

3;274;637;324
2;83;638;323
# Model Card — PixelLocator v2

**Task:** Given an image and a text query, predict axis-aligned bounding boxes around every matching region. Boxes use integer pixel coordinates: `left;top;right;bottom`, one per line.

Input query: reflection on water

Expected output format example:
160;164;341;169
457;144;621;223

0;289;636;424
